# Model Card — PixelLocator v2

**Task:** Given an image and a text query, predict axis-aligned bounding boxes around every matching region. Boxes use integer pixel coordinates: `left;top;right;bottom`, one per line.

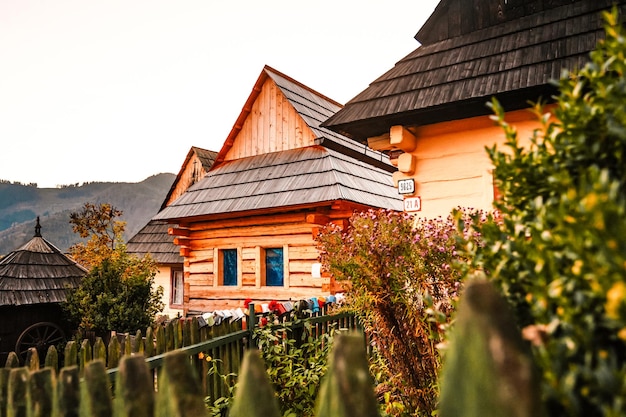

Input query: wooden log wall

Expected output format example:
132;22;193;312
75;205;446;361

181;211;329;312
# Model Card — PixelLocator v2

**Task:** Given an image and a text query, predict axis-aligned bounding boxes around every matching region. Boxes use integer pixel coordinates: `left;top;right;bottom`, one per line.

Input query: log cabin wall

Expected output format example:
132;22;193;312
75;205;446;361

179;211;341;313
224;79;317;162
388;108;544;218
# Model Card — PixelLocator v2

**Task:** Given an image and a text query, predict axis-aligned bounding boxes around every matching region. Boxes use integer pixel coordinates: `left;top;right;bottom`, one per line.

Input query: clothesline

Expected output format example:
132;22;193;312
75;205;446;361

195;293;346;327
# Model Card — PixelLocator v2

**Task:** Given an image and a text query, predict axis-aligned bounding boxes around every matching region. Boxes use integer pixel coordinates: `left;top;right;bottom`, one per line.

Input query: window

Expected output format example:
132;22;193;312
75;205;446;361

265;247;284;286
220;249;238;286
171;269;183;305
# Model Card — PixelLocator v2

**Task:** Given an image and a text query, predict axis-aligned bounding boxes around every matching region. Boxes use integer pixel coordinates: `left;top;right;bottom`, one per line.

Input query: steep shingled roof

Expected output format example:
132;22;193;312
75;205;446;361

126;220;182;264
154;146;403;222
322;0;625;141
128;147;217;262
0;218;86;306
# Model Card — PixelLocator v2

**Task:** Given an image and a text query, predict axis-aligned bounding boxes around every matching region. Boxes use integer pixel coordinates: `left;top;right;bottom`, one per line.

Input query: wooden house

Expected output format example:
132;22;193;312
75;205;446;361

0;217;86;361
153;66;402;313
127;147;217;317
322;0;626;218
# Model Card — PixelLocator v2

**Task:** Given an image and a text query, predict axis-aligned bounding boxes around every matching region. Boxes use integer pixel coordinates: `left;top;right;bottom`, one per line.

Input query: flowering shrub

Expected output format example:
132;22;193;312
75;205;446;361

316;208;483;415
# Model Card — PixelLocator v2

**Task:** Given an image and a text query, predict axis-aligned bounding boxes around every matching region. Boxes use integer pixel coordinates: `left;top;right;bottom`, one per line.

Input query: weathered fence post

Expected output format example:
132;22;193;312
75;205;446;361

64;342;78;367
144;327;155;358
190;317;200;345
114;356;154;417
80;360;113;417
3;354;18;370
93;337;107;364
438;279;544;417
0;369;11;417
108;336;121;369
156;351;206;417
315;332;379;417
79;339;92;373
28;368;55;417
44;345;58;371
25;348;39;371
135;330;144;354
7;368;28;417
228;350;281;417
57;366;80;417
155;326;166;355
247;304;256;349
165;322;175;352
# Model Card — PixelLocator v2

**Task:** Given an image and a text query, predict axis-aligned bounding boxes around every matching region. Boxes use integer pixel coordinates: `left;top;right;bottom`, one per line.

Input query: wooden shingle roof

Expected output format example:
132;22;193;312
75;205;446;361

129;146;218;262
0;219;86;306
126;220;182;264
154;146;403;222
323;0;626;141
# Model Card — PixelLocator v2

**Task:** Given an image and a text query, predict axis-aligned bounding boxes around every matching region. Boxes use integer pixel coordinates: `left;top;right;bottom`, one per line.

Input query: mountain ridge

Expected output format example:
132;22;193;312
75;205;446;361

0;173;175;256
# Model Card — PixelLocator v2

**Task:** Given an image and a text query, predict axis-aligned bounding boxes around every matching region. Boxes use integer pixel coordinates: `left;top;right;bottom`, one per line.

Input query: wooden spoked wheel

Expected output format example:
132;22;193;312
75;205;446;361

15;322;66;362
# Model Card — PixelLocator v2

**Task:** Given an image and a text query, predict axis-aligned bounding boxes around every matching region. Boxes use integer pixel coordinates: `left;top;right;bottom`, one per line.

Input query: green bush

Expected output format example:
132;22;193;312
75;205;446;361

64;247;164;334
205;320;337;417
460;8;626;416
254;322;335;417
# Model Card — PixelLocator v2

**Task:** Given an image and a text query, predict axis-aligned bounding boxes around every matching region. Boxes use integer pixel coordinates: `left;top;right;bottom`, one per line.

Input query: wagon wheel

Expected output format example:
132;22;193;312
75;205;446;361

15;322;66;362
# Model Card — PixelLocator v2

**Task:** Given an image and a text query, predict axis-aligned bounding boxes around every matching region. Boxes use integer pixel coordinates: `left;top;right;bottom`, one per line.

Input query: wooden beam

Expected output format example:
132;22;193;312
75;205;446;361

367;133;393;151
184;212;307;231
397;153;417;174
306;213;331;225
169;227;190;237
390;125;417;152
392;171;415;188
173;237;190;246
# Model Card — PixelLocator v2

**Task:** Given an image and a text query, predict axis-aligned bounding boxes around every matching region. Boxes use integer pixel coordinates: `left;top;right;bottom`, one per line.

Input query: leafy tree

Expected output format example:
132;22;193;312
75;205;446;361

64;202;163;334
460;9;626;415
316;209;483;416
68;202;124;269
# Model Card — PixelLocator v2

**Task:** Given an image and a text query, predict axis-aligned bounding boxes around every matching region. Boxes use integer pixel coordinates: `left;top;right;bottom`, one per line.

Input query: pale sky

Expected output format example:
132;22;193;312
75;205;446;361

0;0;439;188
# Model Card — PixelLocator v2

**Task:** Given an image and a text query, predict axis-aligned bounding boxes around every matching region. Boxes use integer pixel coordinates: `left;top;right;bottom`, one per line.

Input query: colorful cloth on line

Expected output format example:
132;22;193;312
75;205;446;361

195;294;345;327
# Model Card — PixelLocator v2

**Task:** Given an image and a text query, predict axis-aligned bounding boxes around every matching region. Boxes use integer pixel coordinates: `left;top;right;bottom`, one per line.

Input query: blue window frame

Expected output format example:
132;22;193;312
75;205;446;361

222;249;238;286
265;248;284;286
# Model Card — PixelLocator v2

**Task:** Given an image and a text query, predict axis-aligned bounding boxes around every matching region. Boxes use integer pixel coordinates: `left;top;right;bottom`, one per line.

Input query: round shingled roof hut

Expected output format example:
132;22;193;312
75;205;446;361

0;217;86;362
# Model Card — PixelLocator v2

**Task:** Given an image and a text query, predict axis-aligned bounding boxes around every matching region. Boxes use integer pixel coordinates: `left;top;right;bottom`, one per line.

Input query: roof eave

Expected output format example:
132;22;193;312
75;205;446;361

156;201;343;225
323;84;559;142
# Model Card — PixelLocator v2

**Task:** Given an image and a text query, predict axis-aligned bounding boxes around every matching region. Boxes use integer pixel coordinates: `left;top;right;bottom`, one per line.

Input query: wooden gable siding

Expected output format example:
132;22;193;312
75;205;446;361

224;78;317;161
164;152;209;207
175;210;345;312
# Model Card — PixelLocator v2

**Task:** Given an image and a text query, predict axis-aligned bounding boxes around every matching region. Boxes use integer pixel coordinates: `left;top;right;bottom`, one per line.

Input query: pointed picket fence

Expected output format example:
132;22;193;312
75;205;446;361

0;282;541;416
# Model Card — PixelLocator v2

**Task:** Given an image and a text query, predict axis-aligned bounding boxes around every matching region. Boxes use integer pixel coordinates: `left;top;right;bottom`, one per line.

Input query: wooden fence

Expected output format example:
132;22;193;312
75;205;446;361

1;304;359;409
0;281;542;417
